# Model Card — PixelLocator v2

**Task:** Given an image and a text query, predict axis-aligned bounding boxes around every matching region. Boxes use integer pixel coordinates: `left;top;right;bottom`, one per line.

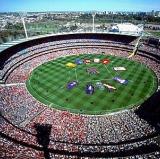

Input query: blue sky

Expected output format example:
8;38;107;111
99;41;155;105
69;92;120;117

1;0;160;12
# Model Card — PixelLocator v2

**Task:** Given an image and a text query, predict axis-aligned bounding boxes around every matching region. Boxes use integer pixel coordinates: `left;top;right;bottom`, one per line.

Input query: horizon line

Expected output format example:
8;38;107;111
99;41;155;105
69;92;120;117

0;10;159;13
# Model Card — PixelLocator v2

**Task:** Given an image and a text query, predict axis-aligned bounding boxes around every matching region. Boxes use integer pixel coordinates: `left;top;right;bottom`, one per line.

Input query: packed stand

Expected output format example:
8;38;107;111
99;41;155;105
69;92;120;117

0;36;160;158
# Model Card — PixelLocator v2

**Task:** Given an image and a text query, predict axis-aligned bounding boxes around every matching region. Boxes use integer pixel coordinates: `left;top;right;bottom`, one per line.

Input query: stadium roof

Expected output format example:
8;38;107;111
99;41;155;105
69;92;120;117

111;23;143;35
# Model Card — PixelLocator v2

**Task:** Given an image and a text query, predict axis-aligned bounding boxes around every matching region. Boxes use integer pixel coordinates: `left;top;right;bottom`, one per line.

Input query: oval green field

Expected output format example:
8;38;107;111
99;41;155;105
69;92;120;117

26;54;158;114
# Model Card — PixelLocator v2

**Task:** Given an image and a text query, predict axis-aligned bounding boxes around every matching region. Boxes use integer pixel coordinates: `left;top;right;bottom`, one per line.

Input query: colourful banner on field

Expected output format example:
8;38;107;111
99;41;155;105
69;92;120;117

113;67;126;71
113;76;128;84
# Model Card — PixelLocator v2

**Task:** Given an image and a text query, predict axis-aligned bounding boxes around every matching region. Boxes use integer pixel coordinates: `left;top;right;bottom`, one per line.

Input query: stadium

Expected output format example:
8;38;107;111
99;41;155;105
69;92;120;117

0;24;160;158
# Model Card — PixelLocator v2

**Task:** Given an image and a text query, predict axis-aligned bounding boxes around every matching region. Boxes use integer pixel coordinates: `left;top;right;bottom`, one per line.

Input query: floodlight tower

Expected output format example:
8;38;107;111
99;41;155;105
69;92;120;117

19;12;28;39
92;12;96;32
128;27;144;58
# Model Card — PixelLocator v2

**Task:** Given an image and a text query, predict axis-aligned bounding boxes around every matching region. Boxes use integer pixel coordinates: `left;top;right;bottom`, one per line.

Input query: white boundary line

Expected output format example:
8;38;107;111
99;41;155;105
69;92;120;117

0;83;25;87
67;70;71;81
27;76;72;111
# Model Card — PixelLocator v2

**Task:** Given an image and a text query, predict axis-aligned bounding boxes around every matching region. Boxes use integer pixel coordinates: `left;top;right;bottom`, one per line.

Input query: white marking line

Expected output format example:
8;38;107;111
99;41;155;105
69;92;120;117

104;65;114;78
128;80;134;83
28;77;63;109
49;103;53;108
67;70;71;81
111;65;120;76
0;83;25;87
19;107;47;127
74;68;78;82
109;60;121;76
83;78;113;83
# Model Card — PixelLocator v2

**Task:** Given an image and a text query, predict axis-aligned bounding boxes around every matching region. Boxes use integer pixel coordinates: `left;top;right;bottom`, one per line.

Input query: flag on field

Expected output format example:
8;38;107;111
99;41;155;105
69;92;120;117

66;62;76;68
102;59;110;64
103;83;116;92
103;83;116;90
113;76;128;84
113;67;126;71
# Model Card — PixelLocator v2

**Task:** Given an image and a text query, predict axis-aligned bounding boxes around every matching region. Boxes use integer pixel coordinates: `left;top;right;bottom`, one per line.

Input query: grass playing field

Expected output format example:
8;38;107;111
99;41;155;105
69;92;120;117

26;54;158;115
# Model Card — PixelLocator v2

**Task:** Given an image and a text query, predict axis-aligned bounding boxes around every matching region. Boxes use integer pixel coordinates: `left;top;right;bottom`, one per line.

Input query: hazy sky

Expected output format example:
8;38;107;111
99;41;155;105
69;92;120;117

1;0;160;12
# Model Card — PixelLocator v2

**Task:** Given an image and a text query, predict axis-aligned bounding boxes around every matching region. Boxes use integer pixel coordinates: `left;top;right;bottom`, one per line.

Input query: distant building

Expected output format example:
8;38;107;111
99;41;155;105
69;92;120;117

151;10;155;16
155;11;160;17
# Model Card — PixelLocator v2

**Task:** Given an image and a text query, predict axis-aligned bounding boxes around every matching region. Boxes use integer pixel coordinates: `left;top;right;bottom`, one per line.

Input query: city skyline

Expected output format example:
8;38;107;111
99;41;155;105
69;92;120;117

1;0;160;12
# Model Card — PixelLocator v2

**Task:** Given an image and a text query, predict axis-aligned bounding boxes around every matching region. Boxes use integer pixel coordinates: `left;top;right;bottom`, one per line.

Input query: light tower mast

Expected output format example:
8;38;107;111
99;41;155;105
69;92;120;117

128;34;143;58
19;12;28;39
128;25;144;58
92;12;96;32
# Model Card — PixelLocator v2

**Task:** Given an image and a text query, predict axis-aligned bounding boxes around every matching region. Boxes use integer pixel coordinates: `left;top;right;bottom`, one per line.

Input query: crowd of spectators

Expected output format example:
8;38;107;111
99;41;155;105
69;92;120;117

1;38;159;84
1;39;133;82
1;83;159;158
0;37;160;158
0;84;157;144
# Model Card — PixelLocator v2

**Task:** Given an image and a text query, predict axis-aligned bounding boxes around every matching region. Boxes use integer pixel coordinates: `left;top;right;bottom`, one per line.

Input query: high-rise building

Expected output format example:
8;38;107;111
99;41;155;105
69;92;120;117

155;11;160;17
